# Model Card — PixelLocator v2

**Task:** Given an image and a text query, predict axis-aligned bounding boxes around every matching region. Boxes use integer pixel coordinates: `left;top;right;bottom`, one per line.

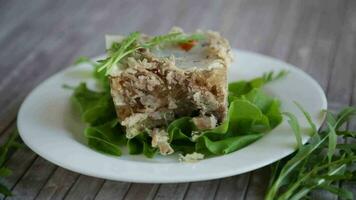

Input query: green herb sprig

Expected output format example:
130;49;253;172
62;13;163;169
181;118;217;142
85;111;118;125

96;31;205;73
0;130;23;197
266;106;356;200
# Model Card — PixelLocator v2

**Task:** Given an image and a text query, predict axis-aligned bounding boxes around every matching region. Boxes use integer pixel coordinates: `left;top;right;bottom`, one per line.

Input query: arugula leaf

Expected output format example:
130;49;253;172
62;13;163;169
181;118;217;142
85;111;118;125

74;56;95;65
294;101;317;135
283;112;302;149
71;83;116;126
84;120;125;156
326;122;337;162
86;132;121;156
0;183;12;197
262;70;289;83
97;31;205;74
335;107;356;130
319;184;353;200
143;32;182;47
127;137;143;155
71;83;104;114
71;82;127;156
0;167;12;177
0;130;23;197
97;32;140;73
127;133;157;158
228;70;288;99
228;78;264;100
0;131;20;167
266;106;356;200
144;32;205;48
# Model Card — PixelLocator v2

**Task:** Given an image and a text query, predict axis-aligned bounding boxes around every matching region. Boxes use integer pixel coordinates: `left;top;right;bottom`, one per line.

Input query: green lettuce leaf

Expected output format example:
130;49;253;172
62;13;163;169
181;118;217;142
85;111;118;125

69;68;285;158
71;83;126;155
84;120;126;156
166;74;284;156
167;117;196;153
127;133;157;158
196;133;264;155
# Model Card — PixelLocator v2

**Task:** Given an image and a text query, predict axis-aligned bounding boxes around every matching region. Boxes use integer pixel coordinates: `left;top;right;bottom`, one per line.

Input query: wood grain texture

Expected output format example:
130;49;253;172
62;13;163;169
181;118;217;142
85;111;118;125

94;181;130;200
0;148;36;199
7;157;56;200
287;0;323;70
245;167;271;200
304;0;346;90
0;0;355;199
123;183;159;200
214;174;250;200
337;0;356;196
35;168;79;200
184;180;220;200
153;183;189;200
64;176;104;200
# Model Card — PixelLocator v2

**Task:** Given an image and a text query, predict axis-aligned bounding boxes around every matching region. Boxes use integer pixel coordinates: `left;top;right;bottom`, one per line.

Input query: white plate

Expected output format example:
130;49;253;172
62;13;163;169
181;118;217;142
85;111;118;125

17;49;327;183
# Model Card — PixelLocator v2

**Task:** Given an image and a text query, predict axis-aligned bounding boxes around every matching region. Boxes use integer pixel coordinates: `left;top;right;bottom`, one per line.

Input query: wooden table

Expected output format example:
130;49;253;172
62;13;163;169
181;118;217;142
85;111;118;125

1;0;355;199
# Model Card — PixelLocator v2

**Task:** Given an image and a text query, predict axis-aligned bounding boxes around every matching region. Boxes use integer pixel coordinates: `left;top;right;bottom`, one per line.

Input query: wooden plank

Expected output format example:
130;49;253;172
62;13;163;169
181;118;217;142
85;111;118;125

234;0;303;199
342;72;356;197
0;25;88;200
0;0;138;198
0;149;36;199
0;122;16;147
35;168;79;200
153;183;189;200
6;157;56;200
216;0;243;37
304;1;348;199
291;0;347;199
270;0;302;60
325;0;355;108
225;0;282;53
123;184;159;200
0;0;99;133
245;167;270;200
172;0;223;32
338;0;356;197
1;1;144;197
64;176;104;200
184;180;220;200
287;0;323;70
0;0;90;83
0;0;136;133
94;181;131;200
214;174;250;200
303;0;346;90
0;0;50;40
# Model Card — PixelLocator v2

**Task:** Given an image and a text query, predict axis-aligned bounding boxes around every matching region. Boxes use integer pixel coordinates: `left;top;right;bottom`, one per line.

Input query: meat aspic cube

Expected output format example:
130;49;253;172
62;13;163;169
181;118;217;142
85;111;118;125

106;28;232;154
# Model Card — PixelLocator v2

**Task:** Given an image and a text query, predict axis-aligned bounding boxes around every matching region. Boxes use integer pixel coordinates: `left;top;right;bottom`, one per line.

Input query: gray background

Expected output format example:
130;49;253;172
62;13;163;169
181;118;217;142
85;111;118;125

0;0;355;199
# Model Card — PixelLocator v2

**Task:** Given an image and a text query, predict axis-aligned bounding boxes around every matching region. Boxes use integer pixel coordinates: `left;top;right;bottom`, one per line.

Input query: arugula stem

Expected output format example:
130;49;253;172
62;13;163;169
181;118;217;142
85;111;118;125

268;155;356;200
